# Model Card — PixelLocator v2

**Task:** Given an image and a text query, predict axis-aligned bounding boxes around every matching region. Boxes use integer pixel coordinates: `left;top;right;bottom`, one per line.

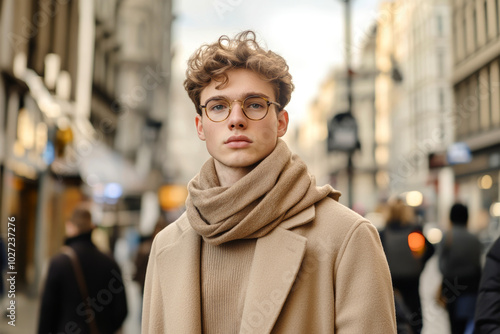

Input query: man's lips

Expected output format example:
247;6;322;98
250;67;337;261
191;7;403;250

226;135;252;143
225;136;252;147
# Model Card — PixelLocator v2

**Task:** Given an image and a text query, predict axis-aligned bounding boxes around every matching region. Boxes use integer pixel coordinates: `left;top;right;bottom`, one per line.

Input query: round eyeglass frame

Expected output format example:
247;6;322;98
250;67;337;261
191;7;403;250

199;95;281;122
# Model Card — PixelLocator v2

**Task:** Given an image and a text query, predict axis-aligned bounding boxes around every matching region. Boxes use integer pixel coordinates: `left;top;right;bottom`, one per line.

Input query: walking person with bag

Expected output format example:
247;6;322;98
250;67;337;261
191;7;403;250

379;198;434;333
38;204;128;334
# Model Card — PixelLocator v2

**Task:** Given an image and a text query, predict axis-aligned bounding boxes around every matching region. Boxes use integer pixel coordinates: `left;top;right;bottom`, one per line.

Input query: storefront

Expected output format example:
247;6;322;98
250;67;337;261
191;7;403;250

0;70;86;294
0;72;49;292
452;144;500;239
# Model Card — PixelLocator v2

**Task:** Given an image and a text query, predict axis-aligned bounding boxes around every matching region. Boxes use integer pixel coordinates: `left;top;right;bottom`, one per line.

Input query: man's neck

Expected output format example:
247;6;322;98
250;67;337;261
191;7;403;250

214;160;254;187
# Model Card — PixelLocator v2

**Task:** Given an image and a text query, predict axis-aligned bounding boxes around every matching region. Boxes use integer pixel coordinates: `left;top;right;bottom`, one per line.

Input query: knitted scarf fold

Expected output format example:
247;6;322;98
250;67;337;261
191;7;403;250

186;139;341;245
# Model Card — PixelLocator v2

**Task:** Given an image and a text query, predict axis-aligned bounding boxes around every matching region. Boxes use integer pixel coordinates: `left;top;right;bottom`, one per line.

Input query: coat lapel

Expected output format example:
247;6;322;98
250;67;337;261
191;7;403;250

156;219;202;333
239;226;307;334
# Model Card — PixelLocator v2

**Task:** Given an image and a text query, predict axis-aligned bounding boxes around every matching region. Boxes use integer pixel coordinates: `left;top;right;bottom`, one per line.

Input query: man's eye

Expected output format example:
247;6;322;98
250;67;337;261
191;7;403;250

247;103;265;110
211;104;226;111
208;101;229;112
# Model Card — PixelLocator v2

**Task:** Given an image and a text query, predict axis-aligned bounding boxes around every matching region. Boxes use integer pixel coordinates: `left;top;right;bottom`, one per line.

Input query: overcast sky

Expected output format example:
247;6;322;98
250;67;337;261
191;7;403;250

171;0;382;125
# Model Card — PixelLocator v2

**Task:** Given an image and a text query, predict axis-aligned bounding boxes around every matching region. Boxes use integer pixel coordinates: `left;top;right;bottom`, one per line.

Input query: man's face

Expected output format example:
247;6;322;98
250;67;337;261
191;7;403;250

196;69;289;170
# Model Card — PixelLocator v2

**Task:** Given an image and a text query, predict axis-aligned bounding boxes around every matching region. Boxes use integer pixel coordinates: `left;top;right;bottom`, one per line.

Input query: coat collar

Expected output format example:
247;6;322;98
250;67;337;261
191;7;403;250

156;205;314;333
280;205;315;230
64;231;93;246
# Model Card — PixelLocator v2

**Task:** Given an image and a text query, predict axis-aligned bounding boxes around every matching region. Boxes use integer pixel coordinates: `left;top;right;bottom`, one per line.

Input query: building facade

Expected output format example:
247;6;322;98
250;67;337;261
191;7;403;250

0;0;94;294
0;0;173;294
375;0;455;226
451;0;500;235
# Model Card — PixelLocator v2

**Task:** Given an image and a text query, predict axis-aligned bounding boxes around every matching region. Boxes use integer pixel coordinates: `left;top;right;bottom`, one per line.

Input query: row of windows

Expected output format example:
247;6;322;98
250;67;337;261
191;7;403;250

409;83;452;149
404;47;449;87
5;1;79;99
400;9;451;85
453;0;500;63
411;11;447;50
454;58;500;139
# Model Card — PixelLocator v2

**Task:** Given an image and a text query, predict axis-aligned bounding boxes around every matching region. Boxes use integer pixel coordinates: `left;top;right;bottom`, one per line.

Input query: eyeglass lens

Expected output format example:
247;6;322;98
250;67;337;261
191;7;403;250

205;96;268;121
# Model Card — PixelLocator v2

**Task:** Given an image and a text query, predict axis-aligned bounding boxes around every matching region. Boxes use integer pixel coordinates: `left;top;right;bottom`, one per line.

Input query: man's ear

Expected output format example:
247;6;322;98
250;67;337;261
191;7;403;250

277;110;289;137
195;114;206;141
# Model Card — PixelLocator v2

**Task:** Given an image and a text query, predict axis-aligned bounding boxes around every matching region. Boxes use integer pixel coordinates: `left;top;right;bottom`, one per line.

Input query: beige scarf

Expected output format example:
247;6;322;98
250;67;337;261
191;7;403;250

186;139;341;245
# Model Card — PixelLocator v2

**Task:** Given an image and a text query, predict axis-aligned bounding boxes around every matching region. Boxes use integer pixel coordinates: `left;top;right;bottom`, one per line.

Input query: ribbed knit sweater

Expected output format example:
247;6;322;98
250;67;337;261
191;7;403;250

201;239;256;334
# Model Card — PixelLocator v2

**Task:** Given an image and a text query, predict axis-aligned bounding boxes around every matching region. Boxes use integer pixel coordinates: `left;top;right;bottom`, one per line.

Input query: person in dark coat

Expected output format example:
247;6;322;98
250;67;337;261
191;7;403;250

474;235;500;333
37;204;128;334
133;215;168;294
439;203;482;334
379;198;434;334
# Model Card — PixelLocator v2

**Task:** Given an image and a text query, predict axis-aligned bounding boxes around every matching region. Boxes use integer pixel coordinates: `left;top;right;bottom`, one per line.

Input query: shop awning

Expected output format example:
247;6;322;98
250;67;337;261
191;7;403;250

78;141;145;194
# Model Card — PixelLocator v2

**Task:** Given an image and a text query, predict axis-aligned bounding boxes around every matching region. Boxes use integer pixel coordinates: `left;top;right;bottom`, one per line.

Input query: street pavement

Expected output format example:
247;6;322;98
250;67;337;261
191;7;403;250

0;292;39;334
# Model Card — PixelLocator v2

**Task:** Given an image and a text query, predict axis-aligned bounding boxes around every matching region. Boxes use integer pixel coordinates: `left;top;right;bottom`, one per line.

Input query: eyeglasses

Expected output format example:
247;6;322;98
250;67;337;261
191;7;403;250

199;95;281;122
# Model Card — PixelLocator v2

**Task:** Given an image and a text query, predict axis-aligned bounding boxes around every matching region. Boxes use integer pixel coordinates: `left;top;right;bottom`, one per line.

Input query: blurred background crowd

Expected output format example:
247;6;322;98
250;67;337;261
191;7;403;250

0;0;499;333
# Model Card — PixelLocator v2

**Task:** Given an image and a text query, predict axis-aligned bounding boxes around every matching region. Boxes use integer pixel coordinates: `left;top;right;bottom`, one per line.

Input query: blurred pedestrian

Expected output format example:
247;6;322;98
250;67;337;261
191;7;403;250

141;30;396;333
394;289;415;334
419;254;451;334
474;235;500;333
379;198;434;333
133;215;168;294
438;203;482;334
38;204;128;334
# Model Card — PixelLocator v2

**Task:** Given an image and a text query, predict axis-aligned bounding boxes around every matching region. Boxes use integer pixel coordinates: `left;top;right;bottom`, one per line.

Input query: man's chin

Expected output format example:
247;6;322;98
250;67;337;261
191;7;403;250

215;157;262;170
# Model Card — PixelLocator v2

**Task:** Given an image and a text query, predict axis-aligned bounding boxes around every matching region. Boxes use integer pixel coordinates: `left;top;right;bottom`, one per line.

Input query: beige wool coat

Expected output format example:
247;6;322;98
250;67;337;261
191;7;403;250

142;197;397;333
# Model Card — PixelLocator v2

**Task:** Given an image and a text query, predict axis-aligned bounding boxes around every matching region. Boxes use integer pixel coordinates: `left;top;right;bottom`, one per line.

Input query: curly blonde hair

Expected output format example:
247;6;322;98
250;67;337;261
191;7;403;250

184;30;294;115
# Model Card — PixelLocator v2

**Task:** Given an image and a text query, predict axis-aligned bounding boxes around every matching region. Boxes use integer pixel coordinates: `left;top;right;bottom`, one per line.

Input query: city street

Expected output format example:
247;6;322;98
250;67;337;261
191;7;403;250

1;0;500;333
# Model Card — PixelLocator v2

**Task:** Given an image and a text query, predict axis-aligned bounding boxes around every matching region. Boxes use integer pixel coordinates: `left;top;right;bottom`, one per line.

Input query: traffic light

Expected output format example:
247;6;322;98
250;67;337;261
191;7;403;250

327;111;360;152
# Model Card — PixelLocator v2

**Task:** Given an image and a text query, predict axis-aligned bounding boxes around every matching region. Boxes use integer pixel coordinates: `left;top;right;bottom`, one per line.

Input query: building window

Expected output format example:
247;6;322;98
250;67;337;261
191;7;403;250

493;59;500;127
437;14;443;36
496;0;500;36
437;50;445;77
459;78;480;137
137;21;147;50
472;75;481;134
473;8;478;49
453;18;459;61
439;88;445;108
479;67;491;130
484;0;489;42
463;13;468;56
455;84;467;139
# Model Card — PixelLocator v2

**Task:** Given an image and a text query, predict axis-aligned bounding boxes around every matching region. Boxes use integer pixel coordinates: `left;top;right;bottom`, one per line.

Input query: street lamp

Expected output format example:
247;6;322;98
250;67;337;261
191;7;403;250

327;0;359;209
341;0;353;112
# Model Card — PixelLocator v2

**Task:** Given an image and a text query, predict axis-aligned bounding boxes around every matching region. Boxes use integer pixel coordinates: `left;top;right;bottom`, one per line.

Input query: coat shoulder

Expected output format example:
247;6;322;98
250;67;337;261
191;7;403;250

303;197;375;239
151;212;192;253
317;197;365;223
291;197;381;259
46;252;73;279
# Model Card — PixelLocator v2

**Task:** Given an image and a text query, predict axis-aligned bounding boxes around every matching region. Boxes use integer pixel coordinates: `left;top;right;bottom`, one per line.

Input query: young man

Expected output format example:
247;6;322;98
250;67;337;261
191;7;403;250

142;30;396;333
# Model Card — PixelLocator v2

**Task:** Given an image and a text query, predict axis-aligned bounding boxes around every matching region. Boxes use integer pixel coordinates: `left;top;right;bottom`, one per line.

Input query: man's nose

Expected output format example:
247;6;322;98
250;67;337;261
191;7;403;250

227;101;247;129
